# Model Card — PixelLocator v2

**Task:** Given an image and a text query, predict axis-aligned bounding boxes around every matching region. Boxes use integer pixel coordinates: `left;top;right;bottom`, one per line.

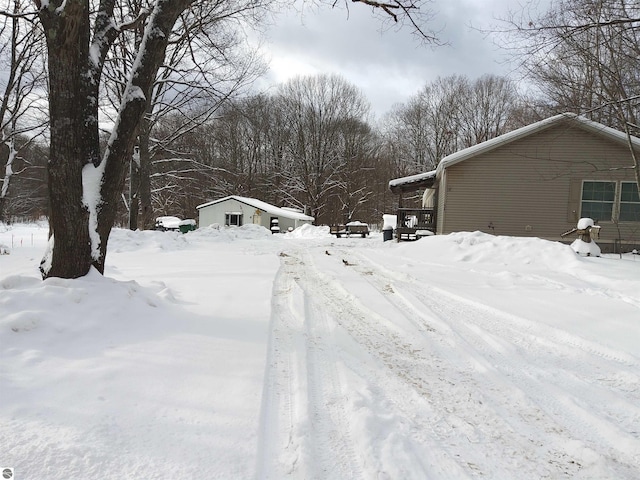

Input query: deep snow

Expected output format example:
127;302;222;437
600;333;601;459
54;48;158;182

1;222;639;479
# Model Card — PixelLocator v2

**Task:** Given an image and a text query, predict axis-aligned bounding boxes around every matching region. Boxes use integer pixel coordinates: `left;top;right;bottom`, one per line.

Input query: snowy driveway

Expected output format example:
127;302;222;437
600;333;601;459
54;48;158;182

258;236;640;479
1;224;639;479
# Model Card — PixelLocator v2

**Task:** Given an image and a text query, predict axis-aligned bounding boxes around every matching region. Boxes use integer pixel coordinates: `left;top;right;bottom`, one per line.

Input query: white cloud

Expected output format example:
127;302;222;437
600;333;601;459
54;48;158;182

250;0;520;118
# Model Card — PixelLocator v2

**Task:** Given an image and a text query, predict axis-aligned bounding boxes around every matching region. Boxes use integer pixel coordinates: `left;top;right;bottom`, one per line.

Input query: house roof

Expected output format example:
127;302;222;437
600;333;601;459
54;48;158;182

389;113;640;191
436;112;640;175
388;170;437;193
196;195;315;222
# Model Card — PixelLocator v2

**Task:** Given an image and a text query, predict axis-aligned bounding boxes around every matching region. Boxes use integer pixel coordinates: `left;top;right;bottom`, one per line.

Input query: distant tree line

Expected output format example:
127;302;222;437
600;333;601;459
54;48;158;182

111;72;529;227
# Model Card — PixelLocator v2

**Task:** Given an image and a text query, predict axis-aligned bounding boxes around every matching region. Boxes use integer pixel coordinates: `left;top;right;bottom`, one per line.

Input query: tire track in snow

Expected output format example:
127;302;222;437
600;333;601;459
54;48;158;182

337;246;640;477
290;248;554;478
257;250;364;480
349;247;640;401
343;246;640;391
299;273;365;480
404;284;640;470
260;247;476;478
292;248;477;479
261;243;639;478
256;254;305;479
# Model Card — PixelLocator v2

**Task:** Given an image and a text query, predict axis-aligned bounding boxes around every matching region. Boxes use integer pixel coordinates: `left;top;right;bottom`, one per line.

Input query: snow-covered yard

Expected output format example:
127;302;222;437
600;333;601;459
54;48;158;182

1;222;639;479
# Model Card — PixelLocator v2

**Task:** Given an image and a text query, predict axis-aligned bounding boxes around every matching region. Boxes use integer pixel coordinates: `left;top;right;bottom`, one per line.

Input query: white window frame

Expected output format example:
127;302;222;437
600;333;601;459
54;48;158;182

580;180;617;222
580;180;640;223
225;212;243;226
619;181;640;222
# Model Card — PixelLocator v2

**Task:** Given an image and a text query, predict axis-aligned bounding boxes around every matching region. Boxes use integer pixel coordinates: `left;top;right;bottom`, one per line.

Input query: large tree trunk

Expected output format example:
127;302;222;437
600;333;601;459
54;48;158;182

39;0;97;279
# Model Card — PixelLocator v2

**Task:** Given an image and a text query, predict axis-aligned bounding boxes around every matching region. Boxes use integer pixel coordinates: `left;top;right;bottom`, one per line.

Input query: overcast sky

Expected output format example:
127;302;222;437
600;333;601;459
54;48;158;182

251;0;525;120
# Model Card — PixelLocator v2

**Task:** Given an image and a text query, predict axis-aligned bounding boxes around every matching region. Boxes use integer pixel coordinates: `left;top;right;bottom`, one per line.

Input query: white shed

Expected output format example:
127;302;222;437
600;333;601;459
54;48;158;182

196;196;314;232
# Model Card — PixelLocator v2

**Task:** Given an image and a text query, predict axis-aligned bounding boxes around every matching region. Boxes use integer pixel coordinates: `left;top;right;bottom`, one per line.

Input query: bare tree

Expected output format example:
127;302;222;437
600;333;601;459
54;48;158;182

344;0;440;44
0;0;47;221
30;0;276;278
35;0;200;278
276;74;370;223
97;0;266;230
331;117;378;224
497;0;640;189
1;137;48;221
455;74;521;147
382;75;466;174
381;72;524;214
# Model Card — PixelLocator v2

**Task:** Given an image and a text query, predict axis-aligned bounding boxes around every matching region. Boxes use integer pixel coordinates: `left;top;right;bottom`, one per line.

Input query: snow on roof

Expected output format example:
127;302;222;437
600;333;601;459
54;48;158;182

436;112;640;175
388;170;437;189
196;196;315;222
391;113;640;189
156;216;181;228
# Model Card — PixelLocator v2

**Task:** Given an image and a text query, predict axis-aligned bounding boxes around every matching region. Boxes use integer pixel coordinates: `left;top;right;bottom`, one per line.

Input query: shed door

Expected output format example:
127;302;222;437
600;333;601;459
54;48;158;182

253;209;262;225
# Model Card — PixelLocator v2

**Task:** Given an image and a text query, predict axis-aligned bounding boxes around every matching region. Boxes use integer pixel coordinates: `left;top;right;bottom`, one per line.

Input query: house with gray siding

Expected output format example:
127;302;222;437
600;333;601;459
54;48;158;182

389;113;640;252
196;196;314;232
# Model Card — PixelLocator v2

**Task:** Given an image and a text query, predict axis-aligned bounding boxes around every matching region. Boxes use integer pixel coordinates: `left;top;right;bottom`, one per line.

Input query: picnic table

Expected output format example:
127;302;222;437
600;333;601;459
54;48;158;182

330;222;370;238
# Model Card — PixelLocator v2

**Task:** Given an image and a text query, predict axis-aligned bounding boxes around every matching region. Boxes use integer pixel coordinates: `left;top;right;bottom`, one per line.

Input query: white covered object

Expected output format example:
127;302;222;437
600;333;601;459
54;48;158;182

577;217;595;230
571;239;601;257
422;188;436;208
382;214;397;230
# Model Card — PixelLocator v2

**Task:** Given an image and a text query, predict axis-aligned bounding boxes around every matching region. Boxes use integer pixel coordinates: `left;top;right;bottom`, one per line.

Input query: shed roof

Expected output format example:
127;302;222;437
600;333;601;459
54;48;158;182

196;195;314;222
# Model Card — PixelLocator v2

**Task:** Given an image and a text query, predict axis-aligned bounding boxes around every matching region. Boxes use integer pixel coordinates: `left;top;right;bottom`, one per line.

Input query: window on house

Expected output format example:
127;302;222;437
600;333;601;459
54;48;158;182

225;213;243;226
581;181;616;221
619;182;640;222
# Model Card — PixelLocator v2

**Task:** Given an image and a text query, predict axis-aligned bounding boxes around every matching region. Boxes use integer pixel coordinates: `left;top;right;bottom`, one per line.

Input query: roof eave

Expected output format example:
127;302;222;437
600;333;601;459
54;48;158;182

388;170;437;193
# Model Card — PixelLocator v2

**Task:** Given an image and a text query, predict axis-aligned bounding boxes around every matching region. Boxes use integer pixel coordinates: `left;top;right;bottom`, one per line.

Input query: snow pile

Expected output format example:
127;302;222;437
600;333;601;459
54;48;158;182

407;230;581;268
0;270;204;478
108;224;275;252
189;223;274;242
284;223;331;239
577;217;596;230
1;228;274;479
155;215;182;229
570;218;602;257
108;228;190;252
1;268;177;354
